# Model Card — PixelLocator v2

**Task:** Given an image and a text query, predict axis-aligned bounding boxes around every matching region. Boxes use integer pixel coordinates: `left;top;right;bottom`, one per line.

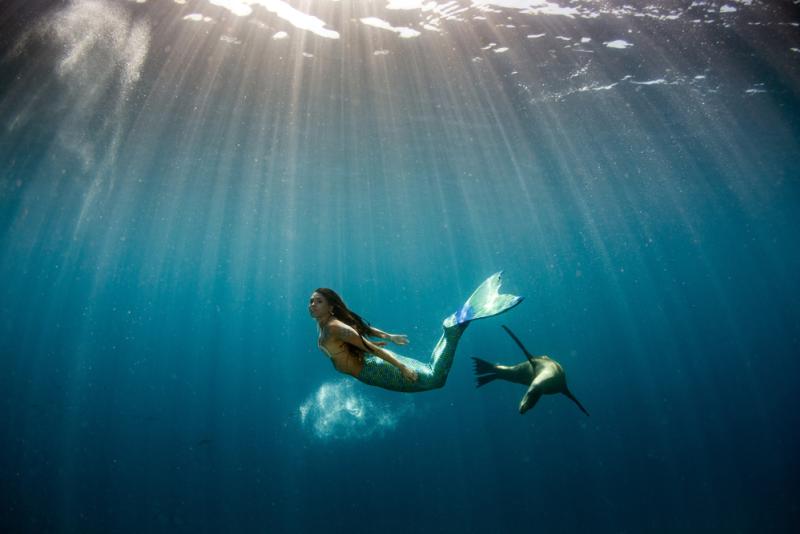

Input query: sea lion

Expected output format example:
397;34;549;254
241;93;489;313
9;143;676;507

472;325;589;416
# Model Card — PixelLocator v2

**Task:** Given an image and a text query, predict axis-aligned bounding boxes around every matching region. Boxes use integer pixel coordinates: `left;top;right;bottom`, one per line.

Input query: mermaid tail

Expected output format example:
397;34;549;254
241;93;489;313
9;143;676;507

443;272;524;328
357;272;523;392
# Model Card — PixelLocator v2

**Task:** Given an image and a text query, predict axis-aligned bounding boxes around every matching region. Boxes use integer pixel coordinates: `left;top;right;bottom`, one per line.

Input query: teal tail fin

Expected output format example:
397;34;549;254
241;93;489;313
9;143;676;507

444;272;523;327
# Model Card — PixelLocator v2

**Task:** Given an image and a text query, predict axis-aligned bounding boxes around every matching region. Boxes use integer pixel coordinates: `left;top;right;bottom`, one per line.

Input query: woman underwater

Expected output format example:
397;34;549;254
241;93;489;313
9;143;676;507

310;272;522;392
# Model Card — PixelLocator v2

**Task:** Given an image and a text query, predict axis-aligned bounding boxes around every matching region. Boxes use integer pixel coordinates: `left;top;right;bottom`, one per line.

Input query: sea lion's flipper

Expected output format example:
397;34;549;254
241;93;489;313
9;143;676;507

519;386;542;414
444;272;523;327
563;388;590;416
472;357;497;375
476;374;498;388
471;357;498;388
501;325;536;366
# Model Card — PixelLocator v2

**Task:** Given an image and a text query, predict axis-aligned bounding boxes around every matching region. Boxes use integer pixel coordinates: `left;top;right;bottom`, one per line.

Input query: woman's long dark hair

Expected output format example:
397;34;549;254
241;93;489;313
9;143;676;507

315;288;373;360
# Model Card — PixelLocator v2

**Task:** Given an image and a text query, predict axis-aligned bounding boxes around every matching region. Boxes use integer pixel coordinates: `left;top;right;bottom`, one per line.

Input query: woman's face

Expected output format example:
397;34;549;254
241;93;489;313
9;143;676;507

308;291;332;320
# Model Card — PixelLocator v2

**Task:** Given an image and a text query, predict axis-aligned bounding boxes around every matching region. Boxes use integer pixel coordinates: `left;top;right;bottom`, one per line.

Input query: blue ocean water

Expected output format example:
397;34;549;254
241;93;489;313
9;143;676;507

0;1;798;532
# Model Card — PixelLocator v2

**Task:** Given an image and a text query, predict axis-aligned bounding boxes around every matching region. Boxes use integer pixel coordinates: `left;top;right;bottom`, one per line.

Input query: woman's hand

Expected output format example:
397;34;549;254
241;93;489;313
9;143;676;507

400;365;418;382
390;334;409;346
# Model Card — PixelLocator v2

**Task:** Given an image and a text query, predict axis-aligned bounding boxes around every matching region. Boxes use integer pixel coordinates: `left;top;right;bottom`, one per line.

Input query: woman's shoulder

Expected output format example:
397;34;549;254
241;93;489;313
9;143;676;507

327;320;358;338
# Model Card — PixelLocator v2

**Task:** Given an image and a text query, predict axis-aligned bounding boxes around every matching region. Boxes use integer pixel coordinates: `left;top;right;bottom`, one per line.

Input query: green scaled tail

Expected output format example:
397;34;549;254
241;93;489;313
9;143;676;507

443;272;523;328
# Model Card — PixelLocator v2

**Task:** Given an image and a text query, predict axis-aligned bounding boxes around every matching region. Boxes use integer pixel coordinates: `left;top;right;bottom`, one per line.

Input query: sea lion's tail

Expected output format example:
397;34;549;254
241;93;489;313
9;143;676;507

563;388;590;416
443;272;523;328
472;357;499;388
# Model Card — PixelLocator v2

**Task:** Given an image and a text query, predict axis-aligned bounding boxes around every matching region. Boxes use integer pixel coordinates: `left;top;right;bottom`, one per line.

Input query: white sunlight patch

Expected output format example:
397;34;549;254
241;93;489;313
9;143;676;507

299;380;413;440
206;0;339;38
184;13;213;22
630;78;667;85
605;39;633;49
360;17;421;38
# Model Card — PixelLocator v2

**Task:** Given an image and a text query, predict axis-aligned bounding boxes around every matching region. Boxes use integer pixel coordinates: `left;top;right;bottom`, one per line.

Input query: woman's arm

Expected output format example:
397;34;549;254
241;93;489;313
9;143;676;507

330;324;417;381
367;326;409;346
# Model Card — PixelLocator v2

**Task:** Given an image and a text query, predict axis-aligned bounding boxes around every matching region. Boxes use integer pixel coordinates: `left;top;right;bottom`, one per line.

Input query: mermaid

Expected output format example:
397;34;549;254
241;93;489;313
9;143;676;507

310;272;523;392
